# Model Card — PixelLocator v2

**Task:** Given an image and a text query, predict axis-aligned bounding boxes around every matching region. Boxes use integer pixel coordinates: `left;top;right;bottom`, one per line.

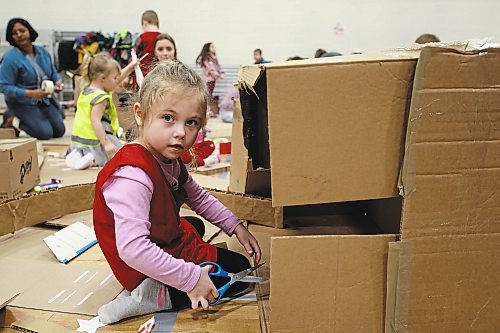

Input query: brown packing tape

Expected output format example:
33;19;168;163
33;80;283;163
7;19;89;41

398;47;430;198
385;242;405;333
390;241;413;333
208;188;283;228
0;183;95;237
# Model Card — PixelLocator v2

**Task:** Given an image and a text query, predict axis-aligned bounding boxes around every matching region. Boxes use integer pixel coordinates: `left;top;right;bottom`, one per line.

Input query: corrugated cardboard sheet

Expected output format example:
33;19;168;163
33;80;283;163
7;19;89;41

0;227;122;315
390;47;500;332
9;264;122;316
400;47;500;238
270;235;395;333
387;234;500;333
0;183;95;237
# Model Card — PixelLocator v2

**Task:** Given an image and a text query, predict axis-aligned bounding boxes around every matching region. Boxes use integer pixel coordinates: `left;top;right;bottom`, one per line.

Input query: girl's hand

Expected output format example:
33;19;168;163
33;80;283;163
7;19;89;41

234;224;262;264
187;265;219;310
26;89;50;100
103;141;118;158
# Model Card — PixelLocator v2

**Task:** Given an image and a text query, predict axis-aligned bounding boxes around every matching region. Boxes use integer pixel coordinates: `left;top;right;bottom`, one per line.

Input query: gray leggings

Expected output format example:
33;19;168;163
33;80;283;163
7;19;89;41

67;134;123;167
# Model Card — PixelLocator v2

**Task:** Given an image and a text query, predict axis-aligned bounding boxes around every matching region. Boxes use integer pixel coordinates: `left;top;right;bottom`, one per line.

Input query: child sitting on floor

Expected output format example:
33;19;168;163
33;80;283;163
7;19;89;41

93;61;261;323
65;53;135;169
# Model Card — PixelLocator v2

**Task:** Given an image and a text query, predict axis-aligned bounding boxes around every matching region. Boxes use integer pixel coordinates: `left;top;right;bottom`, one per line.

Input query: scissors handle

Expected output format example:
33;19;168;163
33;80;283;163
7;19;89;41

199;261;229;278
199;261;231;305
200;261;229;277
210;281;231;305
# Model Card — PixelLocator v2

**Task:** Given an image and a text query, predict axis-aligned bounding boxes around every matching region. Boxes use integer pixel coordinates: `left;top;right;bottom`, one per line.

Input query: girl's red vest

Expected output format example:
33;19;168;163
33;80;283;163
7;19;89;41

93;144;217;291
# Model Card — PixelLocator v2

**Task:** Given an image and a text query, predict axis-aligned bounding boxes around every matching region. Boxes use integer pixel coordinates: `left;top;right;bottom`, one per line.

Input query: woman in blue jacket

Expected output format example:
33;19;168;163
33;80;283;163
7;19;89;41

0;18;65;139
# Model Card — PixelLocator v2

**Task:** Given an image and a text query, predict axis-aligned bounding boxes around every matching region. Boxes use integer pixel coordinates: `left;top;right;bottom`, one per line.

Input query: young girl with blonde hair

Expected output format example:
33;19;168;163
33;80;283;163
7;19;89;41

94;61;261;323
65;53;135;169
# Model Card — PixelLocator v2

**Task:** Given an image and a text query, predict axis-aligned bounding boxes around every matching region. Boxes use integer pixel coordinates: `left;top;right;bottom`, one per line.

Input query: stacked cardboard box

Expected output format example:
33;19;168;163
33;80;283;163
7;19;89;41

231;47;500;332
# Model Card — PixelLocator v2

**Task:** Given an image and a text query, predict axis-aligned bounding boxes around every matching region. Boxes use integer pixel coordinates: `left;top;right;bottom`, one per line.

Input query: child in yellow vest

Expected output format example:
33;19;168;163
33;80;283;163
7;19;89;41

66;53;135;169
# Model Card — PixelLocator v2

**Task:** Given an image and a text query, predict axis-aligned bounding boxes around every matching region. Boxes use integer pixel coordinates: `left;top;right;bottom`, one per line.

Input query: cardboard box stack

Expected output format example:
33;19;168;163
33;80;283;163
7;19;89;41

0;46;497;332
230;47;500;333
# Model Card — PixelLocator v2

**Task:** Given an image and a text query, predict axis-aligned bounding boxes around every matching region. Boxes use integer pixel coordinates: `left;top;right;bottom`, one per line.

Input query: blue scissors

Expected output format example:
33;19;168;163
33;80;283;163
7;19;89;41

199;261;266;305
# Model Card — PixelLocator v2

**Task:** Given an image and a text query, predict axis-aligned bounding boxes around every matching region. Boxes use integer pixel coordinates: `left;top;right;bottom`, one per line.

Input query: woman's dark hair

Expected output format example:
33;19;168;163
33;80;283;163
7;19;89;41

6;18;38;47
196;42;212;68
153;33;177;60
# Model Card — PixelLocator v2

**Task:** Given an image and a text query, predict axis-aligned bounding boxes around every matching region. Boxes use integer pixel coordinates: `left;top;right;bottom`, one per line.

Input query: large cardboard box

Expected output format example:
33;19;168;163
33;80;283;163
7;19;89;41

241;47;500;333
235;52;418;207
0;138;40;200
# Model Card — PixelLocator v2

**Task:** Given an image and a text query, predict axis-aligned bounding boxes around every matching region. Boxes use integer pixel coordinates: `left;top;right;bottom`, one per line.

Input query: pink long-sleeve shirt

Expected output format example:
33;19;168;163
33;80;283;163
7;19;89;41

201;54;223;83
102;157;241;292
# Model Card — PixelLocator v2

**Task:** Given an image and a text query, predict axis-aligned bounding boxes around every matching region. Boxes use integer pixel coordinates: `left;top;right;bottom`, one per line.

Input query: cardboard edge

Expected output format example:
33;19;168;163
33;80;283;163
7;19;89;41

0;293;19;310
207;188;283;228
0;183;95;237
11;318;73;333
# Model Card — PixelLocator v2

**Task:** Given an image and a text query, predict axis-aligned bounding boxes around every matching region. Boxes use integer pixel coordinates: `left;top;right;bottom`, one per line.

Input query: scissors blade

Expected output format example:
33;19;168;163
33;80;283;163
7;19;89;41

232;262;266;282
238;276;267;283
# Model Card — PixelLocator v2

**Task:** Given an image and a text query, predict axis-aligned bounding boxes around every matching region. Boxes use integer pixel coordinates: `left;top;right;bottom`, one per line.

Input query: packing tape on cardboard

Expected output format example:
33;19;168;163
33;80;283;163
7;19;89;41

42;80;54;93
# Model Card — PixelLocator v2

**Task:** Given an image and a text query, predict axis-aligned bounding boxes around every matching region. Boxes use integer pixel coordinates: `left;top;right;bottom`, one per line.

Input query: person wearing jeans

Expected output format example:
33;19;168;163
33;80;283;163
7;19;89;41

0;18;65;139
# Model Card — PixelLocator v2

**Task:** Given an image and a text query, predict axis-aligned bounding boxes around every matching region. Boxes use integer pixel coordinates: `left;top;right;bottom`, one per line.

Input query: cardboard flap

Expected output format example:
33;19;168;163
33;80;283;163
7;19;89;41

237;64;264;96
266;58;416;206
400;47;500;239
207;189;283;228
270;234;395;333
229;101;251;194
389;234;500;333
